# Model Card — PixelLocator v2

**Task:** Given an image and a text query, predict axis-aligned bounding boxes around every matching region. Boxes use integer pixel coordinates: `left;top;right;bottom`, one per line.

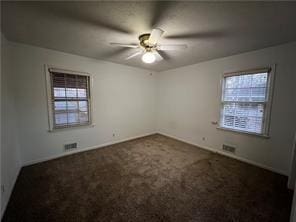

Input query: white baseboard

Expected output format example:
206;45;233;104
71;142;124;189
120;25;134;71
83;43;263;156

23;132;157;167
1;165;21;220
157;131;286;176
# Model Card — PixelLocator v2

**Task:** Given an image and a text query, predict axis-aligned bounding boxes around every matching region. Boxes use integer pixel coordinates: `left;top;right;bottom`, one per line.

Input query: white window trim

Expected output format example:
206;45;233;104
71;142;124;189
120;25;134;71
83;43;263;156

217;65;276;138
45;65;94;132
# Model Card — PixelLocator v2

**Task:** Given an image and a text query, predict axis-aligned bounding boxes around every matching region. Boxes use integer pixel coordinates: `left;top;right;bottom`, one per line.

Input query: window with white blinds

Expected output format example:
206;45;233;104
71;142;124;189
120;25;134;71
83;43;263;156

219;68;273;136
48;69;91;129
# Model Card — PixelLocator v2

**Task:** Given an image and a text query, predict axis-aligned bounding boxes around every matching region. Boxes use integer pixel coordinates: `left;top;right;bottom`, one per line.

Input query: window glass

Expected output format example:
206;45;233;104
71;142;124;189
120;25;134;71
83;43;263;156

220;70;271;135
50;71;91;129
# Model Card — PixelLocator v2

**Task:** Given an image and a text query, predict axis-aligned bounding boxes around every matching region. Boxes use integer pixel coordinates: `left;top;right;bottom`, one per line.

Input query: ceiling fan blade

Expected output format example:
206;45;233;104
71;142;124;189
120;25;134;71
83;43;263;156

154;51;164;61
37;3;132;35
148;28;164;45
125;51;142;60
165;31;224;39
150;1;174;28
100;47;131;59
157;44;187;51
110;43;139;48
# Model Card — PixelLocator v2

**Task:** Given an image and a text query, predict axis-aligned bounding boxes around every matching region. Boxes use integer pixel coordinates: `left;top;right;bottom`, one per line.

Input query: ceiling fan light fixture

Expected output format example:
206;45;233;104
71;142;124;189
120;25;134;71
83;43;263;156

142;51;156;64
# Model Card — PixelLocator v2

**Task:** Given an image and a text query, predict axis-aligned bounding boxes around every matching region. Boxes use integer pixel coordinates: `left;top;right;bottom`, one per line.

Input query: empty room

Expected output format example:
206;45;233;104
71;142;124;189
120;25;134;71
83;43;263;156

1;1;296;221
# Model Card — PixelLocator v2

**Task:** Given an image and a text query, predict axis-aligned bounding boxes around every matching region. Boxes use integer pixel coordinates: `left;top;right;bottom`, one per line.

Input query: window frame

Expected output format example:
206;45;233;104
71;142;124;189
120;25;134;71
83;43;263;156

218;66;275;138
45;65;94;131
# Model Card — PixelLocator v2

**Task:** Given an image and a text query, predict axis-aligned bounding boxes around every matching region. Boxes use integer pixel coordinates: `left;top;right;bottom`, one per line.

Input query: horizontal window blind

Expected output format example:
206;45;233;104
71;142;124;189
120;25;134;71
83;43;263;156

49;70;91;129
220;70;272;135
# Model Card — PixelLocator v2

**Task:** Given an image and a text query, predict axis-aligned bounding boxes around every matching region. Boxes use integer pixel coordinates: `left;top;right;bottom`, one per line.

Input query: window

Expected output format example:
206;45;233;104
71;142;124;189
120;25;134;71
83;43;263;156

47;68;92;130
219;68;274;136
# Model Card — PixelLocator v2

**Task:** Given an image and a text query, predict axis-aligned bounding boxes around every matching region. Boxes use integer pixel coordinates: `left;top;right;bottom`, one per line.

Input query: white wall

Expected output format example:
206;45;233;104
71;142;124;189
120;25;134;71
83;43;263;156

0;6;2;214
0;32;2;217
290;174;296;222
1;35;22;216
9;42;156;165
157;41;296;175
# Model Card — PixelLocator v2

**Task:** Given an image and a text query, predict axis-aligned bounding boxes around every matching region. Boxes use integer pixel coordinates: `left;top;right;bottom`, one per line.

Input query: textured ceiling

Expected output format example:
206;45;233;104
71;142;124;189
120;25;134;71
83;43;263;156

2;1;296;71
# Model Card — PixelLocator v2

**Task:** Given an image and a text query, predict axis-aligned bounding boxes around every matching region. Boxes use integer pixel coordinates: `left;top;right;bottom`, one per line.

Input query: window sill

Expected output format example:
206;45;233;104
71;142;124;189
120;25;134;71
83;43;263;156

217;126;270;139
48;123;95;133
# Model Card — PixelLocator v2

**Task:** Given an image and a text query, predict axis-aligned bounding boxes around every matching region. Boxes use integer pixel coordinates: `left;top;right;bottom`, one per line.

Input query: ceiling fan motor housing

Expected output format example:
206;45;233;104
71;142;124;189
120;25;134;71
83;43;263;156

139;33;153;50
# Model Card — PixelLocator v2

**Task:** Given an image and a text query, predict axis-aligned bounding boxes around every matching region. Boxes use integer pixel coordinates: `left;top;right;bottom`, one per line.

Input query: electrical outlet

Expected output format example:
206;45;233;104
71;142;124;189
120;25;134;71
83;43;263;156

112;133;115;137
202;137;206;141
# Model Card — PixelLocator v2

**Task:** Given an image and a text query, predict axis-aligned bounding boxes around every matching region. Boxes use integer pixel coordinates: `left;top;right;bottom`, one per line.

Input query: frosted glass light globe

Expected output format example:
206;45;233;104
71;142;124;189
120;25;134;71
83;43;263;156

142;52;156;64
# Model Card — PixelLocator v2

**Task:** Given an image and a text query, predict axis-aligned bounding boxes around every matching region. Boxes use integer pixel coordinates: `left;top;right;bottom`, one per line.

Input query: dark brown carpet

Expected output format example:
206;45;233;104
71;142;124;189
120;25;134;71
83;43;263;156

3;134;293;222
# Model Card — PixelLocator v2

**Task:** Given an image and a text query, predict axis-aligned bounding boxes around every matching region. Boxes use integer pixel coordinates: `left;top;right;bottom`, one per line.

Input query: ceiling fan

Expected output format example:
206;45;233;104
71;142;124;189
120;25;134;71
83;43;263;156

109;28;187;64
